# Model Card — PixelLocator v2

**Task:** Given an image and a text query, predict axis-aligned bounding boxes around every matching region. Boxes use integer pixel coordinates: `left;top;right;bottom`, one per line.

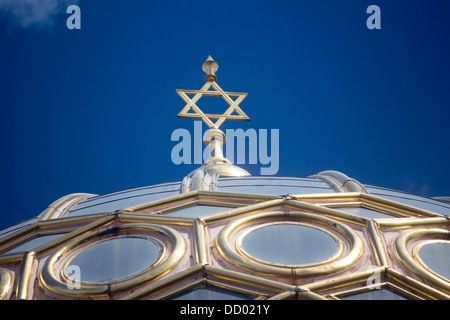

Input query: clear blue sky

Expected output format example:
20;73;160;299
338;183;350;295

0;0;449;230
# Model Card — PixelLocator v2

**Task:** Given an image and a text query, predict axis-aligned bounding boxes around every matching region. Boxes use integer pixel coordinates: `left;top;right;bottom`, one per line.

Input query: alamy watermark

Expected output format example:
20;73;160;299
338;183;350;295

64;5;379;31
171;121;279;175
66;5;81;30
66;264;81;290
367;5;381;30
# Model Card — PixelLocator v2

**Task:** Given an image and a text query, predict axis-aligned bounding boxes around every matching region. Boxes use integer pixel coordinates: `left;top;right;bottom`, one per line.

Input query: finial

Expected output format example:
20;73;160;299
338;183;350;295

176;57;251;189
202;56;219;82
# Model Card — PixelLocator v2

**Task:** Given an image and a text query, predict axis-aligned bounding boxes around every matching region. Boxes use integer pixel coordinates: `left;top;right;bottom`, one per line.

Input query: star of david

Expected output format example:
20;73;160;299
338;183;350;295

176;81;249;129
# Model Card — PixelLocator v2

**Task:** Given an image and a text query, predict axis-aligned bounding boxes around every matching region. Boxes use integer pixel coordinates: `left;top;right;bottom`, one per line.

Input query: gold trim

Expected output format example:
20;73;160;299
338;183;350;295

0;224;39;250
117;212;195;226
285;199;369;225
377;217;448;229
290;192;445;218
387;267;450;300
38;212;110;229
156;201;241;215
0;267;13;300
334;281;423;300
394;228;450;293
268;289;328;300
303;266;386;292
61;235;166;285
206;279;265;298
326;203;408;218
0;214;113;263
159;278;205;300
159;278;264;300
304;265;450;300
0;213;108;251
204;265;294;292
120;190;442;225
216;211;364;278
194;218;208;265
16;251;36;300
40;223;186;297
203;199;286;224
124;190;277;214
267;291;296;300
298;290;329;300
122;264;292;300
121;263;204;300
367;220;389;266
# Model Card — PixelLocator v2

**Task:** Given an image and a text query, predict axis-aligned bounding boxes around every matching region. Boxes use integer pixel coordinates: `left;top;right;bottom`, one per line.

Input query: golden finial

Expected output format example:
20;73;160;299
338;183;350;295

202;55;219;82
176;56;251;186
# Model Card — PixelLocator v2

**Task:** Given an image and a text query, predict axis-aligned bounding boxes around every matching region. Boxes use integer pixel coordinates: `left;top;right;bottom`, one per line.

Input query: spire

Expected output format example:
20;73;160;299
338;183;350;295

176;56;251;193
202;55;219;82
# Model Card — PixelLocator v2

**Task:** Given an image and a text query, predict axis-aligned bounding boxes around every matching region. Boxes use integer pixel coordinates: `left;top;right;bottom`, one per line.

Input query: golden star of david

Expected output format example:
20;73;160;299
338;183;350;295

176;57;250;129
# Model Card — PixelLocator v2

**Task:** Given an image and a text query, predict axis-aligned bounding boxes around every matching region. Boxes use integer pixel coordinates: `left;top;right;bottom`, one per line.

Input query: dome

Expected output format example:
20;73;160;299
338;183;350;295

1;172;450;300
1;57;450;301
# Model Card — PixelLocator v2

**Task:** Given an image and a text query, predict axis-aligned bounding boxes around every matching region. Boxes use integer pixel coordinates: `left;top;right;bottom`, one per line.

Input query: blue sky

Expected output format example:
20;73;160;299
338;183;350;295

0;0;449;230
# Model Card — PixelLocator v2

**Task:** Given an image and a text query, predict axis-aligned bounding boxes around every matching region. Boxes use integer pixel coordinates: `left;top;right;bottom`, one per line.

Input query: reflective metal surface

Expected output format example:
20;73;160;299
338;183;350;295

0;267;12;300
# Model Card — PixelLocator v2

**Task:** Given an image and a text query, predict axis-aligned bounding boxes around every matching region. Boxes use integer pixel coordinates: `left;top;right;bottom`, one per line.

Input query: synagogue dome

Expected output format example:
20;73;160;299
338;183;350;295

1;58;449;301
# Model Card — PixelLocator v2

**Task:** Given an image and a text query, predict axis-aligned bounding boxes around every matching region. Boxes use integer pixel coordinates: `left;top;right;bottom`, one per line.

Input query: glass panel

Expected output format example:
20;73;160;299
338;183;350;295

342;288;409;300
219;176;331;188
217;185;334;195
66;181;182;217
81;182;181;203
170;284;252;300
419;242;450;281
0;216;37;240
1;233;67;255
241;224;338;265
335;206;395;219
67;237;161;283
365;185;450;216
66;190;180;217
165;205;233;217
217;176;335;195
